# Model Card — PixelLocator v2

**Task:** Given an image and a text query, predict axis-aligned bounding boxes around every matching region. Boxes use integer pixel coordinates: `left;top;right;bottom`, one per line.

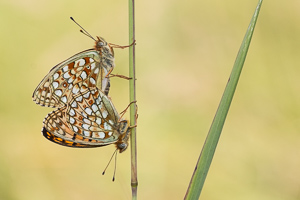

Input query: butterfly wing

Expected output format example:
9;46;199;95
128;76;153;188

42;88;130;150
66;87;122;143
33;50;112;108
42;107;113;148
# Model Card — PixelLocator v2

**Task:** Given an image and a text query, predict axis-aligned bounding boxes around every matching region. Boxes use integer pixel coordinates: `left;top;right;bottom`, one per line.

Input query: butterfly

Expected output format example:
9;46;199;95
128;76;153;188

32;35;114;108
32;17;136;108
42;87;132;153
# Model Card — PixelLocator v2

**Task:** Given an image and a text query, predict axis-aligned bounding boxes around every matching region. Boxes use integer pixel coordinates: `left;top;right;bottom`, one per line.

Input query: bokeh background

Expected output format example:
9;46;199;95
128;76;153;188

1;0;300;199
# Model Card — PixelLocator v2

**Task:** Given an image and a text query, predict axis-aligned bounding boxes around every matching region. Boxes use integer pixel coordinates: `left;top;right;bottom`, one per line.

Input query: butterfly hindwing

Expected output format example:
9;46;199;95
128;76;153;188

66;88;120;142
42;88;131;151
42;107;113;148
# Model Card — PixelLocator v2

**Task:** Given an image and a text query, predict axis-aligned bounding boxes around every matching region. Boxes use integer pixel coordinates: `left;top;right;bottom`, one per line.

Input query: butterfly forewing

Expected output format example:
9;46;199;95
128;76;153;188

33;50;110;108
33;37;115;108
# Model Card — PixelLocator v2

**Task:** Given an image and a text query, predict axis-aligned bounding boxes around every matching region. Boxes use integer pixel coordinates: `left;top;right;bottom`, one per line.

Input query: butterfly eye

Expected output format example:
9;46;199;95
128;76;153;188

98;42;104;46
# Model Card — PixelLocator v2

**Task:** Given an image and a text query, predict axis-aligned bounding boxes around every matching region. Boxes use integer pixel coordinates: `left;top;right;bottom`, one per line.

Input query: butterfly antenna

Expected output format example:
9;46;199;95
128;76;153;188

70;17;96;41
102;149;118;176
112;150;118;182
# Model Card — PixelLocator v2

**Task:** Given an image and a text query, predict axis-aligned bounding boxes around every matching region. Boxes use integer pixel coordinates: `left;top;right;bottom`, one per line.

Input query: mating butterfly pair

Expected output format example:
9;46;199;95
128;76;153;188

33;19;133;152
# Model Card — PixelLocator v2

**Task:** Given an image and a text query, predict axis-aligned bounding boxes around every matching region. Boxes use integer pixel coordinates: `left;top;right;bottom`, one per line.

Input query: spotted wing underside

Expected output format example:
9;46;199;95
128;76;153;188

42;107;114;148
66;88;121;142
33;50;111;108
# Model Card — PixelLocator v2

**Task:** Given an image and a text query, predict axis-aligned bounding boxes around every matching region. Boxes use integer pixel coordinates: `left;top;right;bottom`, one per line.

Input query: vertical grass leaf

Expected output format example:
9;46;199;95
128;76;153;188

184;0;263;199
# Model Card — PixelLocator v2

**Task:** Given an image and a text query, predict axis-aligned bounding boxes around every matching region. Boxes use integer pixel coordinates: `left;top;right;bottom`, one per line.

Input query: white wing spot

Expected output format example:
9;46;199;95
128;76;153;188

80;87;87;92
83;131;90;136
98;132;105;139
81;111;87;118
73;126;78;132
53;73;59;80
91;63;96;70
78;59;85;66
76;96;83;102
61;96;67;103
85;107;92;115
63;72;71;79
103;122;109;129
82;124;90;130
89;58;94;63
96;117;101;125
83;91;90;99
96;97;101;105
102;110;108;118
80;71;87;80
108;132;113;136
69;108;75;116
44;82;50;88
55;90;62;97
92;104;98;112
67;76;75;83
71;101;77;108
83;118;91;124
63;65;69;72
72;85;80;94
52;81;59;89
103;122;112;130
89;77;96;85
69;117;75;124
41;90;46;97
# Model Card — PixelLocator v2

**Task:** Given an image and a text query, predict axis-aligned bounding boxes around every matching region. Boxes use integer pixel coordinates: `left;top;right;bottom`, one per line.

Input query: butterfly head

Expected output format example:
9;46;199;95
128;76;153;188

116;141;128;153
95;36;108;50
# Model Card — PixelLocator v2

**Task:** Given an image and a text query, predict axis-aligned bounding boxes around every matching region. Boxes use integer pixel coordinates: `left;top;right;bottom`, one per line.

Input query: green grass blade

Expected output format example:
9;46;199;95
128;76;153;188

128;0;138;199
184;0;263;199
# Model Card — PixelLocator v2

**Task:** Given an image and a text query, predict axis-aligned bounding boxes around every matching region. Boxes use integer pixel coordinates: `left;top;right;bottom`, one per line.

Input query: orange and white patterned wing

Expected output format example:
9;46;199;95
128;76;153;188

33;50;111;108
42;88;130;151
66;88;121;143
42;107;111;148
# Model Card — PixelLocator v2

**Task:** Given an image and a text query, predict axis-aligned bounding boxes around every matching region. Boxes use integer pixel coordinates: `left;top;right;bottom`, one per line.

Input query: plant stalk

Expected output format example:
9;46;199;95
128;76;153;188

128;0;137;199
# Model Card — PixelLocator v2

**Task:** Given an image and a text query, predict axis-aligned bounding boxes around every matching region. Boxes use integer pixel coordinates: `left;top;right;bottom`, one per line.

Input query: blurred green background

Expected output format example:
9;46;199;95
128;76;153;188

1;0;300;199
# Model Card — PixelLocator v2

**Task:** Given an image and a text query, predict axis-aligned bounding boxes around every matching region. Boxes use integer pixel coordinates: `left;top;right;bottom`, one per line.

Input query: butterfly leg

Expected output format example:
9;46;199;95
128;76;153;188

129;103;138;128
108;74;136;80
109;40;136;49
104;69;133;80
118;101;137;121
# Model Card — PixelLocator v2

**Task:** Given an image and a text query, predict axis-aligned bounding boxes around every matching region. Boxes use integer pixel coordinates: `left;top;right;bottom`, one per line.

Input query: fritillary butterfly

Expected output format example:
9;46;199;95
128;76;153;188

42;87;131;152
32;35;114;108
